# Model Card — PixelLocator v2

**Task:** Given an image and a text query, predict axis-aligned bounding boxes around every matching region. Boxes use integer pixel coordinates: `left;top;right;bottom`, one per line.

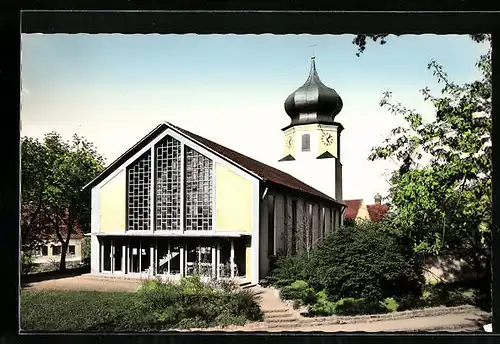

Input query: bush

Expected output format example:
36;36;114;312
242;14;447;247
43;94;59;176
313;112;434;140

383;297;399;312
267;254;311;287
307;290;337;316
419;282;475;308
334;297;388;316
308;222;424;302
138;276;263;329
279;280;317;306
21;251;37;275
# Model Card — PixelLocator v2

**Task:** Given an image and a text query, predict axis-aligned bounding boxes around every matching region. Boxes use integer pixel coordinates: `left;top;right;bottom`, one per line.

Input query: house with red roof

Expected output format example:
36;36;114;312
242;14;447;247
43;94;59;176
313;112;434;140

344;193;389;223
29;211;85;266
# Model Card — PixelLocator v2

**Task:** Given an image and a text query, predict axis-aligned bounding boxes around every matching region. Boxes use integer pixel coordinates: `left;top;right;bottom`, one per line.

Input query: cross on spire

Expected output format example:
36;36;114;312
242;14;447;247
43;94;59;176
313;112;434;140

309;44;318;59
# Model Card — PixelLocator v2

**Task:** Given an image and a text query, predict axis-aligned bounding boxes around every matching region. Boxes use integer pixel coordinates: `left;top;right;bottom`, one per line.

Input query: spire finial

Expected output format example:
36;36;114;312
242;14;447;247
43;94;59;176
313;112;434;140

309;44;318;59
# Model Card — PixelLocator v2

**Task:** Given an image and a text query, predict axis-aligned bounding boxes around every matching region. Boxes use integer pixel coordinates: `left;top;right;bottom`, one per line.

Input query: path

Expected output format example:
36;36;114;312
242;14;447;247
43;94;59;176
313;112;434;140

22;273;142;292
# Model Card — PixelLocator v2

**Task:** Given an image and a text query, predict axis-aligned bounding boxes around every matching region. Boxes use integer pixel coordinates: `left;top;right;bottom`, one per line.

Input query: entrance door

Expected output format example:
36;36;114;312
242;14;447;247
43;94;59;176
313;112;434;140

102;239;124;274
114;242;123;273
129;239;141;273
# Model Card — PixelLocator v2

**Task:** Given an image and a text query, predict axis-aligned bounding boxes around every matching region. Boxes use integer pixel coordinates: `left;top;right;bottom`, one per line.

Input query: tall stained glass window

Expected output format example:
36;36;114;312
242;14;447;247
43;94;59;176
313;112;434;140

127;151;151;231
184;147;213;231
155;136;181;230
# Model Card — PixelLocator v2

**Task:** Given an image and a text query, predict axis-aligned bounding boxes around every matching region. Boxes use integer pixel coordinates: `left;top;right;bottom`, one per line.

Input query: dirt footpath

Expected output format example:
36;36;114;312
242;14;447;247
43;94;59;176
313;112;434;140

22;274;142;292
248;312;486;332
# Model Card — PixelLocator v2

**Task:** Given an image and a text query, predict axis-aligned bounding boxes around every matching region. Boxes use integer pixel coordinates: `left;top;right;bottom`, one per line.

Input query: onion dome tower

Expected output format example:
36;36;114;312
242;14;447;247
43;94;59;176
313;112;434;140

279;56;344;204
284;56;343;127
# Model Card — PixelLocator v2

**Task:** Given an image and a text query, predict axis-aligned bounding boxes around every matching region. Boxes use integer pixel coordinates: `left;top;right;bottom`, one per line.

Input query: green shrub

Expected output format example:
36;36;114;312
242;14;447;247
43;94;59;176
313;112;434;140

279;280;317;305
383;297;399;312
308;222;424;302
307;290;337;316
138;276;263;328
420;282;475;308
268;254;311;287
21;251;37;275
82;237;91;260
225;289;263;320
395;293;425;311
334;297;388;316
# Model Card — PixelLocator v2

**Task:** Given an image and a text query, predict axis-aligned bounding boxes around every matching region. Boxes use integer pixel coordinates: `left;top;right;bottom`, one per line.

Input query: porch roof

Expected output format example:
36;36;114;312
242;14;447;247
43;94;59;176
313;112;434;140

90;231;250;238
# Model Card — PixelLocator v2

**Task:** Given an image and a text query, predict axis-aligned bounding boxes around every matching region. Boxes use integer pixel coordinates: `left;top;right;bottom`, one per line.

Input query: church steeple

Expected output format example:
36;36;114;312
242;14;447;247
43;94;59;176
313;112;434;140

279;57;344;203
283;57;343;130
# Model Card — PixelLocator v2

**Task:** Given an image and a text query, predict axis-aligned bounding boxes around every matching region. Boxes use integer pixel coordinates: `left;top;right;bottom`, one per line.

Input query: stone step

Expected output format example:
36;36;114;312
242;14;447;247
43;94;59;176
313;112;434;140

262;308;292;313
263;317;300;324
264;313;296;320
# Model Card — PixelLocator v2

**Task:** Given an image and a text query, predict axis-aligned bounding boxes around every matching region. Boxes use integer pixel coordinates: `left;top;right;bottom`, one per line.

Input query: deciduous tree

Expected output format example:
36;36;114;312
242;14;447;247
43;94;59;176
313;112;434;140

367;36;492;277
21;132;105;270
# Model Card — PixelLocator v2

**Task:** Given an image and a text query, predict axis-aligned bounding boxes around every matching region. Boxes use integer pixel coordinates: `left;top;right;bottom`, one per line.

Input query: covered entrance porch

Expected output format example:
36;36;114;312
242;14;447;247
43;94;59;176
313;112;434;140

97;235;250;282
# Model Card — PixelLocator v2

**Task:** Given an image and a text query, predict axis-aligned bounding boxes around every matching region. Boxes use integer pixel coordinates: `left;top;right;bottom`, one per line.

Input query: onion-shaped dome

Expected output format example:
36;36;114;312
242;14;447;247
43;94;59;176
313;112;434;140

284;57;343;127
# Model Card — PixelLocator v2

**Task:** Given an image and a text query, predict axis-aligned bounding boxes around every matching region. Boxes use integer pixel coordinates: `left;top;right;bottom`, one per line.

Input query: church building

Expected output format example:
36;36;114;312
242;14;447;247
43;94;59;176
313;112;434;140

84;57;346;285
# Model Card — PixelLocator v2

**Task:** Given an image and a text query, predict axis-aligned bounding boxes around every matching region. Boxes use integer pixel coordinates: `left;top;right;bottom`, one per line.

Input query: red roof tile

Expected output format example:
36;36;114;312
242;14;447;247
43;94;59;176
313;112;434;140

85;122;344;207
172;125;341;204
366;204;389;222
343;199;362;220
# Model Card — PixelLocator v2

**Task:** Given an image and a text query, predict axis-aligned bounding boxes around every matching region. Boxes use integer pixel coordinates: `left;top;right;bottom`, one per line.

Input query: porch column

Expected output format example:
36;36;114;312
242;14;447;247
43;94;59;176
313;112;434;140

180;245;185;276
211;245;216;279
167;241;171;275
125;244;129;274
216;242;221;279
139;242;142;274
111;241;115;274
230;239;235;278
99;241;103;273
122;244;126;274
150;245;155;276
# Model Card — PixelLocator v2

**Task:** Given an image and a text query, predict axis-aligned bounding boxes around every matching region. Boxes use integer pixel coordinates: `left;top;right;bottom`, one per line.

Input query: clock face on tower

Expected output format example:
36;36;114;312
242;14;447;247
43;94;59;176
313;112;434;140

321;132;334;146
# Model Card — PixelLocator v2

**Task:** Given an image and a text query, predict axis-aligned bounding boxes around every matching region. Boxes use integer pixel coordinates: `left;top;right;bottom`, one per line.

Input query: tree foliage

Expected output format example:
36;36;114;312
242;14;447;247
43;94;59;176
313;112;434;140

352;34;490;57
308;222;424;302
21;133;105;269
367;36;492;274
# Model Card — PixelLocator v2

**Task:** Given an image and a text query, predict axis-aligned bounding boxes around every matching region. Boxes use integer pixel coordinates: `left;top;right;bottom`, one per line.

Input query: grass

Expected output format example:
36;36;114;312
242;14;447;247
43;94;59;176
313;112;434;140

21;291;157;332
21;276;264;332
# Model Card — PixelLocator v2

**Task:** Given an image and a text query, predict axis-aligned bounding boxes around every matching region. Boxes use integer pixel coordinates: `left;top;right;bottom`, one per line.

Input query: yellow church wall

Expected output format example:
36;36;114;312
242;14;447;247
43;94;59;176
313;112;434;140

215;163;253;233
99;170;127;232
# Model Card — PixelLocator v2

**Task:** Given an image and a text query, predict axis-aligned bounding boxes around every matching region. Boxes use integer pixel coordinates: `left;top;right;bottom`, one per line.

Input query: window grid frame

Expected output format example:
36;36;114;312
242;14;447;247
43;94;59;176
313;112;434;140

184;147;213;231
127;151;152;231
155;136;182;231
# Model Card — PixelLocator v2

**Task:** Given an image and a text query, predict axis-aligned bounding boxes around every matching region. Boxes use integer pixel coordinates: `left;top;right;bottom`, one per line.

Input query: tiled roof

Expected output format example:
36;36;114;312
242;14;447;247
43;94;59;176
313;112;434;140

366;204;389;222
343;199;362;220
170;123;342;205
85;122;344;207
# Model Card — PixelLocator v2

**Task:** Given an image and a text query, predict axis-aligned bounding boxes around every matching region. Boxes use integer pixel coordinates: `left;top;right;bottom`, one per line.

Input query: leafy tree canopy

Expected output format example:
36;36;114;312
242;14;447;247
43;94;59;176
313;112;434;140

21;132;105;269
365;35;491;270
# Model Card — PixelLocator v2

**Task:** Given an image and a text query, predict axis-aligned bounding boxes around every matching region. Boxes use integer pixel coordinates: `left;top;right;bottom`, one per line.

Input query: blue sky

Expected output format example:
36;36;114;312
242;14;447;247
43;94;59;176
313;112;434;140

21;34;489;202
